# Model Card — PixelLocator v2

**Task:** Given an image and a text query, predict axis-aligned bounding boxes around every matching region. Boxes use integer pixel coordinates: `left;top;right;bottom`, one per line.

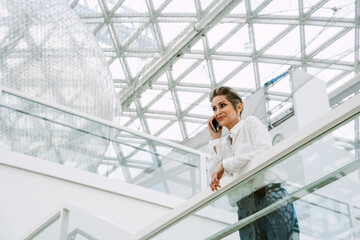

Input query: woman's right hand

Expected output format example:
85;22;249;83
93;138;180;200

208;116;222;140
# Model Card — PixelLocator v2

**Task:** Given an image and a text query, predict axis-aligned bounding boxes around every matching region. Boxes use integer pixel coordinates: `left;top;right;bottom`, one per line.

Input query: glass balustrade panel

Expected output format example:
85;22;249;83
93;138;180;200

150;113;360;239
0;91;203;198
28;216;60;240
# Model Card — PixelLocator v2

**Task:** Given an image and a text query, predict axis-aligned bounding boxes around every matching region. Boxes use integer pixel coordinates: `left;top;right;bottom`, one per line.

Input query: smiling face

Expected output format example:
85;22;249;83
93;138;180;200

211;95;242;130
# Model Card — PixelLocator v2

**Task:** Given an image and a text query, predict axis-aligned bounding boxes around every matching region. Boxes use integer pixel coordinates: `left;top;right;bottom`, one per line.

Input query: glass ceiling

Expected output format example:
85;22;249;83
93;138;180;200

66;0;359;143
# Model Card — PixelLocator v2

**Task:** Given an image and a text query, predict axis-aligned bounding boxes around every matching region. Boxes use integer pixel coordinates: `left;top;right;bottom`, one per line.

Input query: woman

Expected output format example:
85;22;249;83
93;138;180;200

208;86;299;240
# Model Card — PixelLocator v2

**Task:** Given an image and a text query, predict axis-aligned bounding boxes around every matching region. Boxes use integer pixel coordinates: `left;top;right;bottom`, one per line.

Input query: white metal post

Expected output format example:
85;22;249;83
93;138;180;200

200;153;207;191
59;208;69;240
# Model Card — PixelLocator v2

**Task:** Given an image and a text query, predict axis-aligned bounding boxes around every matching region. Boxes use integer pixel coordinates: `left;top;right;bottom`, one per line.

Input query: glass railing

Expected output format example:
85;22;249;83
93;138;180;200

0;87;209;199
135;93;360;240
26;214;60;240
23;204;135;240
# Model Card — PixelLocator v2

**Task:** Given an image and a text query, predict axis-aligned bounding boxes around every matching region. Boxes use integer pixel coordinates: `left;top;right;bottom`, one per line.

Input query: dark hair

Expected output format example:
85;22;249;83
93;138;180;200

209;86;244;116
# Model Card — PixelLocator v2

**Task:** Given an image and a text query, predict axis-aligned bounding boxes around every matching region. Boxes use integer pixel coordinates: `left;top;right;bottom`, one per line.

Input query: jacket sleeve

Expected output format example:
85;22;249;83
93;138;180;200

222;116;272;175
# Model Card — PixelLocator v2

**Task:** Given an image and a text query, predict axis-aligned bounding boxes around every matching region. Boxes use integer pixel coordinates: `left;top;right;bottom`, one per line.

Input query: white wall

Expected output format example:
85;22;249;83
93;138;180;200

0;149;185;240
0;149;237;240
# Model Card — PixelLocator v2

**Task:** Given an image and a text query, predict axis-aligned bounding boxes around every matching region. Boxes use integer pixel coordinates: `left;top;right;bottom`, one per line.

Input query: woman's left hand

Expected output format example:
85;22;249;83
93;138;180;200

210;161;224;191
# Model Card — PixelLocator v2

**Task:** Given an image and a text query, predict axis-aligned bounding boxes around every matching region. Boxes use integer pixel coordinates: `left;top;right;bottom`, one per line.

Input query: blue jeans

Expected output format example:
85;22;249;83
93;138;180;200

237;184;300;240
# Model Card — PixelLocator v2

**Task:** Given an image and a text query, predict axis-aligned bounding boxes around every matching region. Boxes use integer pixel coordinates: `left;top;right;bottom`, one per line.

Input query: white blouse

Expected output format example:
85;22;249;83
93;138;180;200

208;116;287;206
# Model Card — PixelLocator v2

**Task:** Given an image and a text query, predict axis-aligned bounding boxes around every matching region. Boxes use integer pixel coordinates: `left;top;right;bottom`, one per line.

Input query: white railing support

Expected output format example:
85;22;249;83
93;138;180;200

200;153;208;191
59;208;69;240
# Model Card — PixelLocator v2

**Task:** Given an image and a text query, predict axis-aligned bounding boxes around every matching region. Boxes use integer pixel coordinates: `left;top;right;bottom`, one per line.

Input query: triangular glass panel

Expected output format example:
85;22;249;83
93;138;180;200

229;0;247;14
72;0;102;14
140;89;163;108
251;0;266;11
130;149;154;164
128;25;159;52
146;118;170;135
158;22;190;46
180;61;211;84
306;67;343;83
258;63;291;93
263;26;300;56
212;59;241;83
253;24;289;51
152;0;168;12
188;98;213;117
104;142;117;158
310;0;355;19
118;115;131;126
114;85;126;94
171;58;198;80
190;38;205;51
199;0;216;12
126;57;152;77
340;51;355;63
206;23;238;49
127;117;144;132
94;25;113;48
128;102;136;111
177;91;205;112
148;91;176;112
158;122;183;142
153;72;168;84
113;22;144;43
216;25;251;53
258;0;298;16
224;63;256;90
303;0;323;13
109;58;126;79
107;168;126;181
305;26;343;54
313;29;354;61
116;0;148;14
118;143;138;159
161;0;197;14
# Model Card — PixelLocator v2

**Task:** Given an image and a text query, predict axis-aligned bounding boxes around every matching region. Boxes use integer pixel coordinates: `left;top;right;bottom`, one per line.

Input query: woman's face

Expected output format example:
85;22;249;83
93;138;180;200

211;95;242;130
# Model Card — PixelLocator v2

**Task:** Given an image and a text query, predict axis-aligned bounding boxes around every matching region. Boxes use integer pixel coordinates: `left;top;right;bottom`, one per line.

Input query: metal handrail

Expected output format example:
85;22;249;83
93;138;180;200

134;92;360;239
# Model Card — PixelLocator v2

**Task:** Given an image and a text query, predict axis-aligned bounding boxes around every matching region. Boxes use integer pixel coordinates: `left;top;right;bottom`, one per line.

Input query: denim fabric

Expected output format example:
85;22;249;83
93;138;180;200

237;185;300;240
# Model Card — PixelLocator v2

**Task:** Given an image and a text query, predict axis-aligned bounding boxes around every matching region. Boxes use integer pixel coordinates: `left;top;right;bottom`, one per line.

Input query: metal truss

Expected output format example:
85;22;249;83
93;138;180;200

66;0;360;145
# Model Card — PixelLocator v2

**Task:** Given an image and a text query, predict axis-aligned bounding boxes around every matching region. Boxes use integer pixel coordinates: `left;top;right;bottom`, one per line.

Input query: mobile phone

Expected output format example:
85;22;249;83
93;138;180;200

210;118;220;132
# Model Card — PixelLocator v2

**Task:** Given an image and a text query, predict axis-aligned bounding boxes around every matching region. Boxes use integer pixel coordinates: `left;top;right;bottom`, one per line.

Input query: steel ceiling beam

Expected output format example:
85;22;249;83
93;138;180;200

119;0;245;109
299;0;306;70
307;28;352;59
245;0;260;89
355;0;360;74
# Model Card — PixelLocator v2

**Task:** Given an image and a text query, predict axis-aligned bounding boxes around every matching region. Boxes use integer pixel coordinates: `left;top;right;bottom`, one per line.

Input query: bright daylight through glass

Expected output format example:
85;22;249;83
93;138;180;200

67;0;357;143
